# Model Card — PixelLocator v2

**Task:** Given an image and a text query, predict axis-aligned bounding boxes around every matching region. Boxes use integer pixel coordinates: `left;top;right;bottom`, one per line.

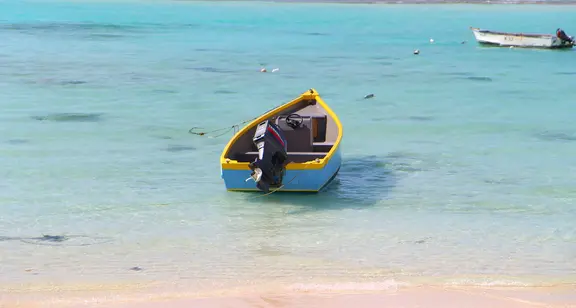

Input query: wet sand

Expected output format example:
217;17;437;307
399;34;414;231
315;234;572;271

3;285;576;308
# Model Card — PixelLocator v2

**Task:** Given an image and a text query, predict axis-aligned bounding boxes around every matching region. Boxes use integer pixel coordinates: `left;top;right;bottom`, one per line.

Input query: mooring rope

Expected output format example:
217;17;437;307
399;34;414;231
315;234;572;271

188;122;248;138
187;97;298;138
251;174;298;199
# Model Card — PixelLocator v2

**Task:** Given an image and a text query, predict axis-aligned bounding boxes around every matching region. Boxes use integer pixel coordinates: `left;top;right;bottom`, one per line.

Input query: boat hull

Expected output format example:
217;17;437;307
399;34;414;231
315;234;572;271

470;27;574;49
221;145;342;193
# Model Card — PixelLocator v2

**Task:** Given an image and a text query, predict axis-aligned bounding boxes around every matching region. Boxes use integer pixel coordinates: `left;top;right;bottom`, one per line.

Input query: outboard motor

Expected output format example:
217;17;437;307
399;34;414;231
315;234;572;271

556;28;574;43
246;119;289;193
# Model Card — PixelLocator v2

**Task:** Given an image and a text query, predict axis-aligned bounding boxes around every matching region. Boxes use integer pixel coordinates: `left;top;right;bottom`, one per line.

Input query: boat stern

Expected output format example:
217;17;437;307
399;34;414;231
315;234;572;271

221;144;342;193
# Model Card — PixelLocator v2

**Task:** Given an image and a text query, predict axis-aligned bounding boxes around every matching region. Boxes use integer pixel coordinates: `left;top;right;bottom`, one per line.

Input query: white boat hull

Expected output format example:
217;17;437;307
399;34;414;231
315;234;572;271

470;27;574;49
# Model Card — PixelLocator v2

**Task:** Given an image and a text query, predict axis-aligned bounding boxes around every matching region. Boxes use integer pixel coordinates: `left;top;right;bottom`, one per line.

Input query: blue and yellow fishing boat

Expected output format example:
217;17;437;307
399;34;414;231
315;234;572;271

220;89;343;193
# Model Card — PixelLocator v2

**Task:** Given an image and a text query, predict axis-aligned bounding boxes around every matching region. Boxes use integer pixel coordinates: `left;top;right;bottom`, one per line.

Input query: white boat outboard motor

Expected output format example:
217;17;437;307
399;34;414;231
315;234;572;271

246;119;289;193
556;28;574;44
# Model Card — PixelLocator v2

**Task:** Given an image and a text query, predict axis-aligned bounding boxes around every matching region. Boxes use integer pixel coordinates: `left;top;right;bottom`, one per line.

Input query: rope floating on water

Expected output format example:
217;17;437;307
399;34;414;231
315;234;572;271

188;123;245;138
187;99;294;138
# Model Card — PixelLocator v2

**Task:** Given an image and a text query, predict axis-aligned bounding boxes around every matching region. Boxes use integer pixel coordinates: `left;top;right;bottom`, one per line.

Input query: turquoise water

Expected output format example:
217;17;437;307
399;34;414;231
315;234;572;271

1;0;576;294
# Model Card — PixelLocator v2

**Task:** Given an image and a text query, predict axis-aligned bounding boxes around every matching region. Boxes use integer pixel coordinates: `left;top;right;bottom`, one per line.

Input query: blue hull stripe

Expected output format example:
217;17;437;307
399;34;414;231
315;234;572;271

221;146;342;192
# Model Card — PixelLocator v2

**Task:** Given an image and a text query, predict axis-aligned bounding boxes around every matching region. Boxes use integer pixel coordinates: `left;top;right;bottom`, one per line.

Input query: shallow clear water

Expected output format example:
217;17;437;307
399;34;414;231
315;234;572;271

1;0;576;293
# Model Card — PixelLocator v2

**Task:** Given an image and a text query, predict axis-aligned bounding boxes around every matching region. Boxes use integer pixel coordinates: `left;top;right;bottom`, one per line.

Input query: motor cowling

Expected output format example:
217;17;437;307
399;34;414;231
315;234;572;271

556;28;573;43
247;119;289;193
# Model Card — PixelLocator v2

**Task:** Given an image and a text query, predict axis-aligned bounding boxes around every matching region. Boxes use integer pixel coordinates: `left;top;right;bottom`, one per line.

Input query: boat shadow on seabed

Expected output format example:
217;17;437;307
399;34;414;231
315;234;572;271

246;154;406;213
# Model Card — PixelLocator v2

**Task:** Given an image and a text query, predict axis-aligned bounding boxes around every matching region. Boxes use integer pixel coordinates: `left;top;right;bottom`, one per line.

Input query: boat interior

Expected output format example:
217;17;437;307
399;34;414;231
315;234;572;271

226;97;339;164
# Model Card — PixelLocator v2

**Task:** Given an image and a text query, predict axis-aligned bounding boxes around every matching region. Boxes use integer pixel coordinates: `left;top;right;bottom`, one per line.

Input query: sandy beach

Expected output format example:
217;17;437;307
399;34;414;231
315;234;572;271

2;284;576;308
117;287;576;308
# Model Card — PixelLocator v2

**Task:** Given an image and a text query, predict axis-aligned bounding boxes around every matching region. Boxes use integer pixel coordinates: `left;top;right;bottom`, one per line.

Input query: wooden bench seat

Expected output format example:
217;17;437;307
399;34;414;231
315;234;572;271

312;142;335;152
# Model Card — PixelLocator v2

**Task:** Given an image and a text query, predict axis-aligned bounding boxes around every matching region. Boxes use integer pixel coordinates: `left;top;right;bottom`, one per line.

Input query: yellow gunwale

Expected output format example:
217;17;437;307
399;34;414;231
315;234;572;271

220;88;343;171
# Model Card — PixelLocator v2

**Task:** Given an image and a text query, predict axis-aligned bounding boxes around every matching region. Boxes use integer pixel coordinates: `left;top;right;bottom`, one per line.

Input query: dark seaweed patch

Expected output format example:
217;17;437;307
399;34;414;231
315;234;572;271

281;75;299;79
306;32;329;36
25;79;87;86
189;67;235;73
0;22;138;32
0;234;112;246
0;22;144;40
465;76;493;82
214;90;236;94
6;139;29;145
59;80;87;85
31;113;103;122
166;145;196;152
152;135;173;140
2;22;200;35
152;89;178;94
399;236;432;244
179;23;198;29
408;116;435;121
483;178;518;185
534;130;576;142
0;22;137;31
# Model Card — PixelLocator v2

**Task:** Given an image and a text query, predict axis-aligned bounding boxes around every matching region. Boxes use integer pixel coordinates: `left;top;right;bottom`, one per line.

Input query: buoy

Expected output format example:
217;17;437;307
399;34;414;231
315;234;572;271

413;49;420;55
271;68;279;73
429;38;434;43
364;94;374;99
260;68;267;72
